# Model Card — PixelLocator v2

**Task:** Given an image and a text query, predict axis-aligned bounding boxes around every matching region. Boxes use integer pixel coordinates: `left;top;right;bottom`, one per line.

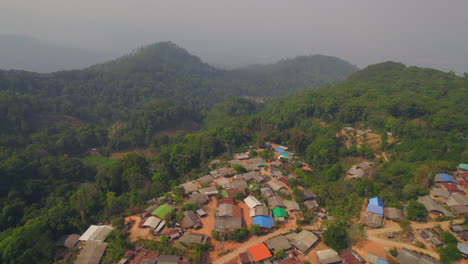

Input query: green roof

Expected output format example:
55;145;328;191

459;163;468;171
272;207;288;218
151;204;173;219
221;190;228;198
259;163;266;167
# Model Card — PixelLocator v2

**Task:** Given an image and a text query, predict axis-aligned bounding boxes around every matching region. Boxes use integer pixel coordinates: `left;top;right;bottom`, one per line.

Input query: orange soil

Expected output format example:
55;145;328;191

125;216;158;242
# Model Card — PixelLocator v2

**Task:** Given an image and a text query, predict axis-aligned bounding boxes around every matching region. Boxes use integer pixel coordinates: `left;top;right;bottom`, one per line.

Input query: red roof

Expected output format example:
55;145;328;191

341;252;361;264
239;252;251;264
279;177;290;184
226;188;245;198
441;182;465;194
218;198;235;205
247;243;272;262
232;204;242;218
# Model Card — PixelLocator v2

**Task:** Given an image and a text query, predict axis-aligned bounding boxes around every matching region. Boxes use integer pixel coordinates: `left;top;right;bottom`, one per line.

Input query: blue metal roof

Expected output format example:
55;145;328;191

377;258;389;264
253;216;275;228
368;204;384;216
369;197;384;207
279;152;291;158
274;147;287;152
435;173;456;183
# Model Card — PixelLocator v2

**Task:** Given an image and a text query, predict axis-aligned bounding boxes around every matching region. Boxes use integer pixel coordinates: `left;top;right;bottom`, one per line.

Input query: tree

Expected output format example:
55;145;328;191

273;249;286;260
440;230;458;244
323;222;348;251
250;224;261;235
406;200;428;221
439;243;462;264
232;164;246;174
233;192;246;201
70;183;101;225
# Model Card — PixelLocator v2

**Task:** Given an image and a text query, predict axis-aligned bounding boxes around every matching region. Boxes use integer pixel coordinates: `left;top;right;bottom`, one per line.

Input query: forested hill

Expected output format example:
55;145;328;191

219;55;358;96
0;41;357;151
250;61;467;162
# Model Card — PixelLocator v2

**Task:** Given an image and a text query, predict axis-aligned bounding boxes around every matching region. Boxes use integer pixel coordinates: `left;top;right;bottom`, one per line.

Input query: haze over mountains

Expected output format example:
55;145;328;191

0;34;114;72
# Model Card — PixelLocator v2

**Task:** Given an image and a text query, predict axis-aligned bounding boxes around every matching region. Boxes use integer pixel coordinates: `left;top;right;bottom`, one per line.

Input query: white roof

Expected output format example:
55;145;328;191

143;216;162;229
244;196;262;208
79;225;113;242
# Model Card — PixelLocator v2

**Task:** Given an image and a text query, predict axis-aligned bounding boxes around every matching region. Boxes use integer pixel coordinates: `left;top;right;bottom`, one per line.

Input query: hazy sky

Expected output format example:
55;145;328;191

1;0;468;72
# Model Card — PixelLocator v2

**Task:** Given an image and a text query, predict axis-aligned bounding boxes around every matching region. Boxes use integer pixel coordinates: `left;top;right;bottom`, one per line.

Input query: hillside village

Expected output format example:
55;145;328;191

56;128;468;264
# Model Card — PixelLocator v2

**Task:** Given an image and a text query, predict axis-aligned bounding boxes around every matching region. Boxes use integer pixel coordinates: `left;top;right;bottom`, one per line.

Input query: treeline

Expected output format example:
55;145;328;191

0;42;356;154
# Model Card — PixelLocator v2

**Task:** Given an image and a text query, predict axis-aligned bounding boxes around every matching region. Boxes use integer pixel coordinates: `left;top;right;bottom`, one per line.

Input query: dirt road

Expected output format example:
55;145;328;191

366;219;463;259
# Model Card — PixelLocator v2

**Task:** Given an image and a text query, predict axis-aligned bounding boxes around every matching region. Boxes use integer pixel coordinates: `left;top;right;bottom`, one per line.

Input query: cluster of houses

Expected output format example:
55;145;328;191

346;162;375;179
364;197;403;229
418;164;468;219
60;144;468;264
239;230;335;264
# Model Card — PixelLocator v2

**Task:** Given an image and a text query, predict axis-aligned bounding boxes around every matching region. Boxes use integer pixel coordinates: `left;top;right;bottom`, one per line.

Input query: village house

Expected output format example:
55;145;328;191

243;157;266;171
231;179;248;190
260;187;274;198
178;232;208;245
244;195;262;209
57;234;80;249
264;235;293;252
157;254;180;264
288;230;320;254
250;205;270;217
214;177;231;188
267;179;287;191
79;225;113;242
316;249;342;264
252;215;275;229
197;174;213;186
234;153;250;160
180;181;198;194
284;200;301;212
247;243;273;263
142;216;162;229
383;207;403;222
196;208;207;217
267;195;285;209
181;211;202;229
367;254;388;264
214;217;243;232
303;188;319;201
304;200;319;211
217;203;242;217
240;171;265;182
397;248;440;264
74;241;108;264
365;213;383;228
418;195;454;217
430;188;450;199
186;192;209;205
198;186;219;196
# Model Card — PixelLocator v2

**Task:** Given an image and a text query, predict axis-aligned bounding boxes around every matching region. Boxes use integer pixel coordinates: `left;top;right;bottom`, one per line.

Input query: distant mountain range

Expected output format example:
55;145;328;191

0;34;114;72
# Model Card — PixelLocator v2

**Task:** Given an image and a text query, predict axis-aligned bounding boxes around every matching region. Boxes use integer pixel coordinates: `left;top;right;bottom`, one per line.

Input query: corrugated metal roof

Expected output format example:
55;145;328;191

143;216;162;229
244;196;262;208
316;249;341;264
253;216;275;228
79;225;113;242
434;173;456;183
264;235;292;251
367;204;384;216
74;241;108;264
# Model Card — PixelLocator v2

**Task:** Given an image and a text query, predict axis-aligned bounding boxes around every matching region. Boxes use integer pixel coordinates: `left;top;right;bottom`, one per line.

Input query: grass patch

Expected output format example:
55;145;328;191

81;155;117;169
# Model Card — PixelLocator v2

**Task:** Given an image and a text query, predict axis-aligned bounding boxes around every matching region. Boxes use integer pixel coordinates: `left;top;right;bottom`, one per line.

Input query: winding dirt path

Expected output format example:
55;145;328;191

365;219;463;260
